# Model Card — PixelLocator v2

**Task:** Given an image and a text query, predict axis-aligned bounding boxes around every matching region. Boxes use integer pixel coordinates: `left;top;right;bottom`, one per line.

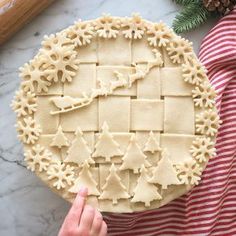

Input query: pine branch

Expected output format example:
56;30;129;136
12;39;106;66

172;0;199;5
172;2;211;34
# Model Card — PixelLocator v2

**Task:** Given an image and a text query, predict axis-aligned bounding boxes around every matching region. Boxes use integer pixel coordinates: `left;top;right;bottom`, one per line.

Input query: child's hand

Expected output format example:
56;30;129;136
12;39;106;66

58;187;107;236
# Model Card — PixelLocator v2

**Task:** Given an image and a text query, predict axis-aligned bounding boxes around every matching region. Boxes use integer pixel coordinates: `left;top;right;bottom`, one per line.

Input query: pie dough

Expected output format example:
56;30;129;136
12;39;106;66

12;14;221;213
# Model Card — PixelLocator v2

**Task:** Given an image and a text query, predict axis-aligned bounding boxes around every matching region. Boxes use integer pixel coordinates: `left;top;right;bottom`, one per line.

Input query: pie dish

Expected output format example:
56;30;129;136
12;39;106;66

12;14;221;213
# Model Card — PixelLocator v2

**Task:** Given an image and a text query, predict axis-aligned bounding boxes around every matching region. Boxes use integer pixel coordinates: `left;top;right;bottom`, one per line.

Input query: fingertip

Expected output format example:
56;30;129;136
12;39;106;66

73;187;88;207
67;188;87;224
79;186;88;197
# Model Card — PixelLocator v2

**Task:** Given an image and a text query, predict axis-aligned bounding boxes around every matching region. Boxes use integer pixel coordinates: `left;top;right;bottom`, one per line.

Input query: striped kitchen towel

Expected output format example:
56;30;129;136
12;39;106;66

104;8;236;236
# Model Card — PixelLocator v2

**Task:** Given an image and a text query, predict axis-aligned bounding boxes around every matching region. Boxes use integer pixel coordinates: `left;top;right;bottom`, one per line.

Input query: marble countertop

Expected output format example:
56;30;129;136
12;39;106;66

0;1;217;235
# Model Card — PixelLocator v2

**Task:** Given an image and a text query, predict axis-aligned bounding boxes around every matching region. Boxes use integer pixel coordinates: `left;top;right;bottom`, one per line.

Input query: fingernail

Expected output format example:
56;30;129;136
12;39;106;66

79;186;87;196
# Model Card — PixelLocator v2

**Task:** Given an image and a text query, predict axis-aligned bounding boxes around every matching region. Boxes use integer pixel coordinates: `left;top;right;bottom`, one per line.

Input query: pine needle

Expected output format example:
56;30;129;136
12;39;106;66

172;2;211;34
173;0;198;5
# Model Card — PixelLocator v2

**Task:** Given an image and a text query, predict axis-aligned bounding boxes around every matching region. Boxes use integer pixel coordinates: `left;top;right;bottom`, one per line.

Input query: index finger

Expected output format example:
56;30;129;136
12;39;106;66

65;187;88;225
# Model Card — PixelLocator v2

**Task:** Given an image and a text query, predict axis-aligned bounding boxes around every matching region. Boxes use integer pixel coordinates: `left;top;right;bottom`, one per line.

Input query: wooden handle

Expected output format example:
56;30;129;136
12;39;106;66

0;0;55;45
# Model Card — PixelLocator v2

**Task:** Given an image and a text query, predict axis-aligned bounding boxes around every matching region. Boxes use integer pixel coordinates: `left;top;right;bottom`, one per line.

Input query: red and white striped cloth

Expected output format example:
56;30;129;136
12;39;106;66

104;8;236;236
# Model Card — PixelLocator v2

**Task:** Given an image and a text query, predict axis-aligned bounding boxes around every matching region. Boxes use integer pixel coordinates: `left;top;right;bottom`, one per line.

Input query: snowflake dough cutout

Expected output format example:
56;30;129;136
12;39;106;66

182;60;207;85
20;56;51;93
196;109;221;136
176;160;203;185
11;90;37;117
41;33;73;51
16;117;41;144
192;81;216;108
121;13;146;39
24;144;52;172
66;20;94;46
40;34;80;83
190;137;216;163
94;14;120;38
47;161;75;190
147;22;172;47
167;36;193;64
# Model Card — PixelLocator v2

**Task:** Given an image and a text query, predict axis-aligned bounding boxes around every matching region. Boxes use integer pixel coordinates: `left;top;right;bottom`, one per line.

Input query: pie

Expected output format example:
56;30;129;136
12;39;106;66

11;14;221;213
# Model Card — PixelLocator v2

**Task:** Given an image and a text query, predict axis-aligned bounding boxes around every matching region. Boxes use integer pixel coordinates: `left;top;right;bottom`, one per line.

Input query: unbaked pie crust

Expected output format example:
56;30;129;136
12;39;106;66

12;14;221;213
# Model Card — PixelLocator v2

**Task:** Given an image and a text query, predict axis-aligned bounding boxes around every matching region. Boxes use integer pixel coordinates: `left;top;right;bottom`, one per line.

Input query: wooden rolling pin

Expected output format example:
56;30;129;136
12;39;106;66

0;0;55;46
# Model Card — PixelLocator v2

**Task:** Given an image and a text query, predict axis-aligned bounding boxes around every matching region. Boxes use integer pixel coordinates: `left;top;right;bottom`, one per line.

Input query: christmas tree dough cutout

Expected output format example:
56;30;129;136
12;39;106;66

131;165;162;207
99;163;130;204
149;149;181;189
69;161;100;196
143;131;162;154
50;126;69;148
64;127;94;165
92;122;123;162
120;134;151;174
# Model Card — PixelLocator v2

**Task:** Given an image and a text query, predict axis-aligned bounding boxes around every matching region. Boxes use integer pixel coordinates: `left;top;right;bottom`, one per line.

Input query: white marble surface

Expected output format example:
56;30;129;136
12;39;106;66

0;0;218;235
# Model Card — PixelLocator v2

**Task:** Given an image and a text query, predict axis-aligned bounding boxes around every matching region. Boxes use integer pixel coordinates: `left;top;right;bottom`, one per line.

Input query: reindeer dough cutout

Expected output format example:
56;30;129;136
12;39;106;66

50;49;163;115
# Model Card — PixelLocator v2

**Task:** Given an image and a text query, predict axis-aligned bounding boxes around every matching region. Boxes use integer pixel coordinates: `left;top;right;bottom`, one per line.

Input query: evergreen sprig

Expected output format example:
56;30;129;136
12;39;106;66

174;0;196;5
172;0;212;34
